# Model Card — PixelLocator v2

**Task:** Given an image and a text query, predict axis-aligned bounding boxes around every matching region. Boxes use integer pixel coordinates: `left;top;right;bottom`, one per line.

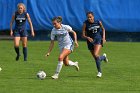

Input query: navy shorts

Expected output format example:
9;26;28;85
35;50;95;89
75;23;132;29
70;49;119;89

13;30;28;37
87;38;103;50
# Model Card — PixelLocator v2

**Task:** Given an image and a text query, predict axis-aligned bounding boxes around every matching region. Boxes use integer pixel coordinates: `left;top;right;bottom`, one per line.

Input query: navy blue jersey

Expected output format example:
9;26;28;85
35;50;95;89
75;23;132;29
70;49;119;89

14;11;27;31
84;20;102;39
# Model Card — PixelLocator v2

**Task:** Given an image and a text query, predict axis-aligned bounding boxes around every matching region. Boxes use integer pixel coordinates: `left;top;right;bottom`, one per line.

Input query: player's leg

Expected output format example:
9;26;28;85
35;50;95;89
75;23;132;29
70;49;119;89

21;37;27;61
99;40;108;62
90;44;102;77
99;53;108;63
63;56;79;71
63;55;69;66
102;53;108;62
52;49;71;79
14;37;20;61
63;43;79;70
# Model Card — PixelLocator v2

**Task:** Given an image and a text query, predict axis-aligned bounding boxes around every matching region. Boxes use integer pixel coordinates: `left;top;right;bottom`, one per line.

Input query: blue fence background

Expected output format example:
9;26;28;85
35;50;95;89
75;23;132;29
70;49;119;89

0;0;140;32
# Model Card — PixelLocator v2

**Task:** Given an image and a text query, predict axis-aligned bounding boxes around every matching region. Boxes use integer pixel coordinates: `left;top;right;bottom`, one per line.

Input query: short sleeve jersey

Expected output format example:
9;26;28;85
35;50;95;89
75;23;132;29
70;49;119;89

51;24;73;48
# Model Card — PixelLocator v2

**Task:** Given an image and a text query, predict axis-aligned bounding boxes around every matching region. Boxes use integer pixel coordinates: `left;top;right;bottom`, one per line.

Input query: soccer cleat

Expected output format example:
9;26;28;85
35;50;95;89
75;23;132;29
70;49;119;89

16;55;20;61
103;53;108;63
51;74;59;79
97;72;102;78
24;58;27;61
75;62;79;71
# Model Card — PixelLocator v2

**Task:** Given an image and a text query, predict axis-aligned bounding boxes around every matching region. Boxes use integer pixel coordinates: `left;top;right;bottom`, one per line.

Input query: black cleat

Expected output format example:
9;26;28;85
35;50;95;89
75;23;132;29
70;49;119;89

16;55;20;61
24;58;27;61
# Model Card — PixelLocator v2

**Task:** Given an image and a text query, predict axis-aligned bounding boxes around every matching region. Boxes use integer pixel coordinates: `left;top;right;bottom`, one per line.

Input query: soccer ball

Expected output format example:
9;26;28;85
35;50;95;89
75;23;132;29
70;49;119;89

37;71;46;80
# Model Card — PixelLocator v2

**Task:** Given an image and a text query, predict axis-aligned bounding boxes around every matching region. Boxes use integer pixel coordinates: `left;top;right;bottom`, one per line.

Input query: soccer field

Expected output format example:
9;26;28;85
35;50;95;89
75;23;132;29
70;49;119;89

0;41;139;93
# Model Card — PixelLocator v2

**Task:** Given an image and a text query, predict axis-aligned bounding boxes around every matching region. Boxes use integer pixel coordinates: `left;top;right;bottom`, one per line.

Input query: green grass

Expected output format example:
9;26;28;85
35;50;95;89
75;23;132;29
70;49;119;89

0;40;140;93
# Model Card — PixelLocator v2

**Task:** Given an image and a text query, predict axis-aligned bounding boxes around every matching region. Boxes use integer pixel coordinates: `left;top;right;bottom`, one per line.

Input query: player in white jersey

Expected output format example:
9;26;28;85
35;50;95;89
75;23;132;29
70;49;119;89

45;16;79;79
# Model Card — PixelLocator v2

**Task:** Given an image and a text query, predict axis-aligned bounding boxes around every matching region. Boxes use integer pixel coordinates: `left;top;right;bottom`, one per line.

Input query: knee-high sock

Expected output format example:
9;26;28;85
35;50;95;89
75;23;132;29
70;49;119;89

55;61;63;74
23;47;27;60
95;57;101;73
68;60;76;66
99;55;105;61
14;47;19;56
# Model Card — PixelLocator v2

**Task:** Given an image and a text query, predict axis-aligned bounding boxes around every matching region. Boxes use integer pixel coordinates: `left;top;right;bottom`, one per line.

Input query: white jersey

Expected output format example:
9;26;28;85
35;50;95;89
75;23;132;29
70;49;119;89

51;24;73;49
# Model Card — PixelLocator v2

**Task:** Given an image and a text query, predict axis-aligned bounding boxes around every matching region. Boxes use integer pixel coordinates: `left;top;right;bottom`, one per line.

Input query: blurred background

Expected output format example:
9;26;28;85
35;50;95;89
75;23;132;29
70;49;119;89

0;0;140;41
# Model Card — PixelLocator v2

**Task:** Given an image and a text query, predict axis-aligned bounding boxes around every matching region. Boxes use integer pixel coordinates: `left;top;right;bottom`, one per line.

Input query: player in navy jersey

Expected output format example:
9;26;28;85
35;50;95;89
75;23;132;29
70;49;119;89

45;16;79;79
82;11;108;77
10;3;35;61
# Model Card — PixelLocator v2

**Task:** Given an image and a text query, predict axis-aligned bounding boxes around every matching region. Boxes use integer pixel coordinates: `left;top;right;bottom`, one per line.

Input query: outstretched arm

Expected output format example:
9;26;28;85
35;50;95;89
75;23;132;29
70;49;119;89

27;13;35;37
45;40;55;57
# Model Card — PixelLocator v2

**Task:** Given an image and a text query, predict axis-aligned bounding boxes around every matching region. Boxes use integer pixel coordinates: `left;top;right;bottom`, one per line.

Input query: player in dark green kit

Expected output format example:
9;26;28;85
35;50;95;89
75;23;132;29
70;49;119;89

82;11;108;77
10;3;35;61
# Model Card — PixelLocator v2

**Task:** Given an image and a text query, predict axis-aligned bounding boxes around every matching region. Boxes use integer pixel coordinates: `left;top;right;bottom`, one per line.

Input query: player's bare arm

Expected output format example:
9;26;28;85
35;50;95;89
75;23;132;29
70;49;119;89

27;13;35;37
82;23;93;42
10;14;15;36
99;21;106;43
45;40;54;57
68;29;79;47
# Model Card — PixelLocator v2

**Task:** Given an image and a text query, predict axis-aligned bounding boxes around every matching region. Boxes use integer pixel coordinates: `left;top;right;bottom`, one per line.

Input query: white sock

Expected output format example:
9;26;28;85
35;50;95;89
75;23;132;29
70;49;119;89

55;61;63;74
68;60;76;66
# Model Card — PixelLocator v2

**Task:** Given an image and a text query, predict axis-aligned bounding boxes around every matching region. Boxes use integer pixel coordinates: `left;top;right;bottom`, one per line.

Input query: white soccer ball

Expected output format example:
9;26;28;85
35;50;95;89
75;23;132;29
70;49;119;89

37;71;46;80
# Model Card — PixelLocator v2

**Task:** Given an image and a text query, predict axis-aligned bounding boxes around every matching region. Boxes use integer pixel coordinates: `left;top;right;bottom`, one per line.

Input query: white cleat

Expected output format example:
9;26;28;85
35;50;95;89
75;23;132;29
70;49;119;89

75;62;79;71
97;72;102;78
103;53;108;63
51;74;59;79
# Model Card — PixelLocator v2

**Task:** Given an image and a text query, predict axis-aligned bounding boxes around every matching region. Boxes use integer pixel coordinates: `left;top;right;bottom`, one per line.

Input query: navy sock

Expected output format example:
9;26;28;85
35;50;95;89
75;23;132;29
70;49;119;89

23;47;27;61
95;57;101;72
99;55;105;61
14;47;20;56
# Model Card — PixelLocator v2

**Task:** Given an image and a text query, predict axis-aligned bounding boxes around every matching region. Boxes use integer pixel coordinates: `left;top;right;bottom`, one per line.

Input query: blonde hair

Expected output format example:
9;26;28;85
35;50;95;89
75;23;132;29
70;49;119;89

17;3;26;12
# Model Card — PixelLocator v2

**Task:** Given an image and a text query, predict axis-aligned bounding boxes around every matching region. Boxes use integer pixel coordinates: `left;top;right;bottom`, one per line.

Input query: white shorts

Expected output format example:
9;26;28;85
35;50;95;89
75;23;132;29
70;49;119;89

60;44;74;53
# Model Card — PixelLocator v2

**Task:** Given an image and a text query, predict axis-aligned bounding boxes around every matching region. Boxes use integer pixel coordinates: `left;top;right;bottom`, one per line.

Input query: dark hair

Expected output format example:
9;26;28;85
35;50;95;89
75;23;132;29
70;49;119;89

52;16;62;23
86;11;94;16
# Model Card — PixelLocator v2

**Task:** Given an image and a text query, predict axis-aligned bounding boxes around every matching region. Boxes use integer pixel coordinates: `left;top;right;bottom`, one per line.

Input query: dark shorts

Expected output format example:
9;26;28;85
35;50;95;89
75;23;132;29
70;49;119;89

87;38;103;50
13;30;28;37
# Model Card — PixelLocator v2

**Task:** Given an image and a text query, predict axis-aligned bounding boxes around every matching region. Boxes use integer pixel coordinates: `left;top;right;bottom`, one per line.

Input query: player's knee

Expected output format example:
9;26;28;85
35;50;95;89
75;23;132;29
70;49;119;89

58;56;64;61
22;43;27;47
93;53;99;58
14;42;20;47
14;45;19;47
